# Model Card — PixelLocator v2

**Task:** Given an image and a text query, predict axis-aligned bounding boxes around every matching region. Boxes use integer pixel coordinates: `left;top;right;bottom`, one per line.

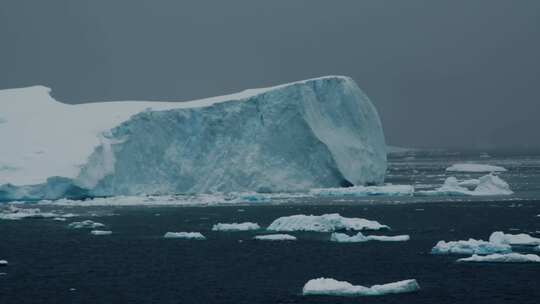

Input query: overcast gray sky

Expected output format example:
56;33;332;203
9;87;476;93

1;0;539;149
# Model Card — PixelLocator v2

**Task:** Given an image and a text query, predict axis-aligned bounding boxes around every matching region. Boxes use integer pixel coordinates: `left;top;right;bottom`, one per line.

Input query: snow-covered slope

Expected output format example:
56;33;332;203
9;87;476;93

0;76;387;200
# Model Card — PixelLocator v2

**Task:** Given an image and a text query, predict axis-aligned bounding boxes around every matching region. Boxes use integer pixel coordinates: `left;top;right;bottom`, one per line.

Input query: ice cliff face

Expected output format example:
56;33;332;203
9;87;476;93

1;76;386;200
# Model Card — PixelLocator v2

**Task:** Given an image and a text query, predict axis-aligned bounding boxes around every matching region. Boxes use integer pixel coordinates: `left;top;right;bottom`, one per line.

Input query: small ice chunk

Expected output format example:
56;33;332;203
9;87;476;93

212;222;260;231
267;213;389;232
0;205;63;220
489;231;540;246
418;174;513;196
68;220;105;229
254;234;297;241
0;260;7;266
431;239;511;255
458;253;540;263
310;185;414;197
331;232;410;243
53;217;67;221
446;163;507;173
163;232;206;240
90;230;112;235
302;278;420;296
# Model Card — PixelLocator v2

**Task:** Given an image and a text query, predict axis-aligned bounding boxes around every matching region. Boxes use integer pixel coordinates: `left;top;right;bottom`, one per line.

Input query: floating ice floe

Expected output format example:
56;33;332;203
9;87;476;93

458;253;540;263
254;234;297;241
90;230;112;236
212;222;261;232
446;163;507;173
53;217;67;221
302;278;420;296
310;184;414;197
0;260;7;266
489;231;540;246
163;232;206;240
68;220;105;229
431;239;511;255
418;174;513;196
267;214;389;232
331;232;410;243
0;205;76;220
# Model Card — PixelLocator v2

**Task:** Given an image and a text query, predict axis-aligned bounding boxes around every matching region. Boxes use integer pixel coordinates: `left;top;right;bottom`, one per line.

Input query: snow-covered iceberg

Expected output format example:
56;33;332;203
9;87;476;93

267;214;389;232
458;253;540;263
254;234;297;241
0;76;387;200
68;220;105;229
431;239;511;255
489;231;540;246
212;222;260;231
163;232;206;240
310;184;413;197
302;278;420;297
418;174;513;196
446;164;507;173
331;232;410;243
90;230;112;236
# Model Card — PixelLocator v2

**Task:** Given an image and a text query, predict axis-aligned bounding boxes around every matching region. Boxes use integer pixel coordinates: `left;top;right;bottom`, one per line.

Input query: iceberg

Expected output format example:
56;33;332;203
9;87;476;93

302;278;420;297
458;253;540;263
212;222;261;231
310;184;413;197
431;239;511;255
254;234;297;241
1;76;387;200
331;232;410;243
446;164;507;173
163;232;206;240
0;260;7;266
90;230;112;236
267;214;389;232
418;174;513;196
68;220;105;229
489;231;540;246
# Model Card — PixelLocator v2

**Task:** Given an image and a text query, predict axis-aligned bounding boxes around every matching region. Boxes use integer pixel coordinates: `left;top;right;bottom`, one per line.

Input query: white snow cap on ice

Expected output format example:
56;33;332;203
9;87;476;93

431;239;511;255
302;278;420;296
458;253;540;263
163;232;206;240
90;230;112;236
331;232;409;243
489;231;540;246
254;234;297;241
267;214;389;232
211;222;260;232
446;163;507;173
310;184;413;197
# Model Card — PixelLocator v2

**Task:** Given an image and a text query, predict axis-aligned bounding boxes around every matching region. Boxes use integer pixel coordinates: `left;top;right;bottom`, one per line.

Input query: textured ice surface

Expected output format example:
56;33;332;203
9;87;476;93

254;234;297;241
446;164;507;173
267;214;389;232
302;278;420;296
68;220;105;229
212;222;260;231
1;76;386;200
331;232;410;243
418;174;513;196
489;231;540;246
431;239;511;255
90;230;112;236
163;232;206;240
310;184;413;197
458;253;540;263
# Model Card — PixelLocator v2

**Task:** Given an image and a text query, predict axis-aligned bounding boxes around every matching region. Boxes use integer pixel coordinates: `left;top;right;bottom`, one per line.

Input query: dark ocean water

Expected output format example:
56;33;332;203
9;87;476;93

1;201;540;304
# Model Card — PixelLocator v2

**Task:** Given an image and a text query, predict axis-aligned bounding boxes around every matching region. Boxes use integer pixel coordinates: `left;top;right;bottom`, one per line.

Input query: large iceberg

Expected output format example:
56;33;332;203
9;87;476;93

457;253;540;263
431;239;511;255
302;278;420;297
267;213;389;232
0;76;387;201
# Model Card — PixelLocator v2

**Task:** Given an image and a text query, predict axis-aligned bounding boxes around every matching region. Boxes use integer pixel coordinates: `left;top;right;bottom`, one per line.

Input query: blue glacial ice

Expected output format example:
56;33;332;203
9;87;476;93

0;76;387;201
